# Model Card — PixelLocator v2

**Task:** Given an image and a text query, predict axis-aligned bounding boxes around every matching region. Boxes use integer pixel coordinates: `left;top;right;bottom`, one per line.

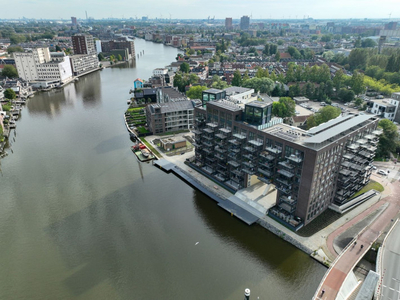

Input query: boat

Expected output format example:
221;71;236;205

141;148;150;158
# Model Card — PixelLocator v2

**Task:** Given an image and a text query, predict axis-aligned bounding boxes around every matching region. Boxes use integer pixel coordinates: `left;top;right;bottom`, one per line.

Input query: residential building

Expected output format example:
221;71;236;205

69;54;99;76
71;17;77;26
134;78;144;89
202;88;226;106
145;100;197;134
153;68;168;76
191;98;379;229
366;98;399;121
385;22;398;30
225;18;233;30
72;34;96;55
240;16;250;30
100;40;135;59
14;48;73;84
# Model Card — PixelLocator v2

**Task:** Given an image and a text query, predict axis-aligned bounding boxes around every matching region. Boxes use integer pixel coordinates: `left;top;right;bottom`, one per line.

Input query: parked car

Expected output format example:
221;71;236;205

378;170;388;175
371;165;377;170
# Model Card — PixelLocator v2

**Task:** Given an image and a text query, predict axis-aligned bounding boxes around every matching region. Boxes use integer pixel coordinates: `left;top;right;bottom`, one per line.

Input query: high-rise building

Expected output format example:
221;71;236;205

240;16;250;30
225;18;233;30
384;22;398;30
71;16;77;26
71;34;96;55
191;93;380;230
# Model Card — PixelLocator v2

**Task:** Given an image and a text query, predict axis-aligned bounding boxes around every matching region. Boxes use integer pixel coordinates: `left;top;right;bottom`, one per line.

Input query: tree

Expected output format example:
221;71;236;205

180;62;190;73
306;106;341;129
386;54;399;72
361;38;377;48
232;70;242;87
350;71;365;95
348;48;368;70
55;45;62;52
338;88;355;102
275;52;280;61
377;119;399;157
322;51;334;62
289;83;301;97
321;35;332;42
333;69;345;91
285;63;296;83
117;54;123;61
98;53;105;61
186;86;208;99
272;97;296;118
354;97;364;106
303;82;315;99
176;53;184;61
4;88;16;100
242;77;274;94
263;44;270;56
1;65;18;78
287;46;301;59
6;46;23;54
354;36;361;48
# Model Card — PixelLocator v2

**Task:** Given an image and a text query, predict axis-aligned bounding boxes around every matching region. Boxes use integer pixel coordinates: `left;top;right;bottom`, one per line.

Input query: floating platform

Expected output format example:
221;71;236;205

131;148;155;162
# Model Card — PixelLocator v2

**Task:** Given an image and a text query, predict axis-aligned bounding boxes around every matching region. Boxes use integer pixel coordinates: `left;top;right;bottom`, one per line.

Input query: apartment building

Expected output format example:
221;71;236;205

191;96;380;229
146;100;197;134
72;34;96;55
69;54;99;76
14;48;73;83
100;40;135;59
366;98;399;121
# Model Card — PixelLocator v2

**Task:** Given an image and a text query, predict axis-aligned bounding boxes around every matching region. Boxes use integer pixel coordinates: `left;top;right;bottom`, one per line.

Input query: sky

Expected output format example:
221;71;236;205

5;0;400;20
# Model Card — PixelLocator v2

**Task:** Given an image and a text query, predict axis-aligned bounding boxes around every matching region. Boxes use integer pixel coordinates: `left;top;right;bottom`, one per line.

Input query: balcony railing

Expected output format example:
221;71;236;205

277;169;294;178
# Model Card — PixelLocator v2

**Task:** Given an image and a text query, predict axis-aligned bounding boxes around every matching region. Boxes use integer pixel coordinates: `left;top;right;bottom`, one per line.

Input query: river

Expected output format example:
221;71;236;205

0;39;325;300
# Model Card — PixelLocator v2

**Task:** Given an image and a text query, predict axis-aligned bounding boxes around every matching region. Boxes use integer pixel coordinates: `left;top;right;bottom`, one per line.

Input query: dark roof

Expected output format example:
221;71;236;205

149;100;196;114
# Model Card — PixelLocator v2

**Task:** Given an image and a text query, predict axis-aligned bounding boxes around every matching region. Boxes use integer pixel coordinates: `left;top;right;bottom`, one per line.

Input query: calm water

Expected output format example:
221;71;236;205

0;39;325;300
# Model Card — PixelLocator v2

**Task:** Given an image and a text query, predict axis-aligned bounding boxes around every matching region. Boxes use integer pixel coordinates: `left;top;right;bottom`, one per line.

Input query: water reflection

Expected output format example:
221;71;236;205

75;72;102;108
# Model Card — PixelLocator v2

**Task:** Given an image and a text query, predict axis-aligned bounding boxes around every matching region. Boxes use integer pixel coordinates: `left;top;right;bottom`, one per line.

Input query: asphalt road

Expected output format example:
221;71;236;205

380;221;400;300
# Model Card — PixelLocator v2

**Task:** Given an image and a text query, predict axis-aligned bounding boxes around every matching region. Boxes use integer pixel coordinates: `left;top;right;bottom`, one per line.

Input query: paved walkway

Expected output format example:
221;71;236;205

314;180;400;300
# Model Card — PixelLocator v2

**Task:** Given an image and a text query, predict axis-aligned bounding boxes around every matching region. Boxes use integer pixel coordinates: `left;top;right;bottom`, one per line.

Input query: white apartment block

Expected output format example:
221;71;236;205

69;54;99;76
14;48;73;84
367;98;399;121
153;68;168;76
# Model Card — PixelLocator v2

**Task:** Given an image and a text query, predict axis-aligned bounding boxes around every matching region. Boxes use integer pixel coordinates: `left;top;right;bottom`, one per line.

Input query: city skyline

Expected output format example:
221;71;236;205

4;0;399;20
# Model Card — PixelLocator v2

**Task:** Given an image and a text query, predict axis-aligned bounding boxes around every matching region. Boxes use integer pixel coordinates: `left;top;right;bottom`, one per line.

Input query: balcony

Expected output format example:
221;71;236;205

242;161;255;169
243;168;255;175
243;146;257;153
231;169;243;177
192;129;202;135
215;133;227;139
203;135;214;141
276;177;292;188
287;155;303;164
215;153;225;160
278;161;295;170
242;153;253;160
202;140;214;147
258;168;272;177
248;139;263;147
228;160;240;168
203;127;214;133
277;169;294;178
233;133;246;140
220;127;231;134
228;139;240;146
215;146;227;154
260;151;275;161
207;122;218;128
276;185;291;195
266;146;282;154
280;195;296;206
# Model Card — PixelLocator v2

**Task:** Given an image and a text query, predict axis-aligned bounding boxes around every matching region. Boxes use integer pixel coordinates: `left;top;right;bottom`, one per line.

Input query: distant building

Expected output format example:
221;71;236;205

95;40;102;54
160;137;187;151
240;16;250;30
71;16;77;26
384;22;398;30
100;40;135;60
72;34;96;55
142;16;148;21
366;98;399;122
69;54;98;76
225;17;233;30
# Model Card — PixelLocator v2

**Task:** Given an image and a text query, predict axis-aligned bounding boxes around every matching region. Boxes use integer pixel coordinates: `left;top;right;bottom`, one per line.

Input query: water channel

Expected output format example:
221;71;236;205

0;39;326;300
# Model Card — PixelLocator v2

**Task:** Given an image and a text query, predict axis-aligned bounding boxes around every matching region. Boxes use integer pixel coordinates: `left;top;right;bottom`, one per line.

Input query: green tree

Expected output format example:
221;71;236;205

272;97;296;118
377;119;399;157
348;48;368;70
361;38;377;48
263;44;270;56
289;83;301;97
4;88;16;100
242;77;274;94
285;64;296;83
287;46;301;59
186;86;207;99
6;46;23;54
333;69;345;91
322;51;334;62
354;36;361;48
117;54;123;61
1;65;18;78
275;52;280;61
306;106;341;129
9;34;26;44
303;82;315;99
321;35;332;42
386;54;399;72
232;70;242;87
98;53;105;61
338;88;355;102
354;97;364;106
350;71;366;95
180;62;190;73
55;45;62;52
